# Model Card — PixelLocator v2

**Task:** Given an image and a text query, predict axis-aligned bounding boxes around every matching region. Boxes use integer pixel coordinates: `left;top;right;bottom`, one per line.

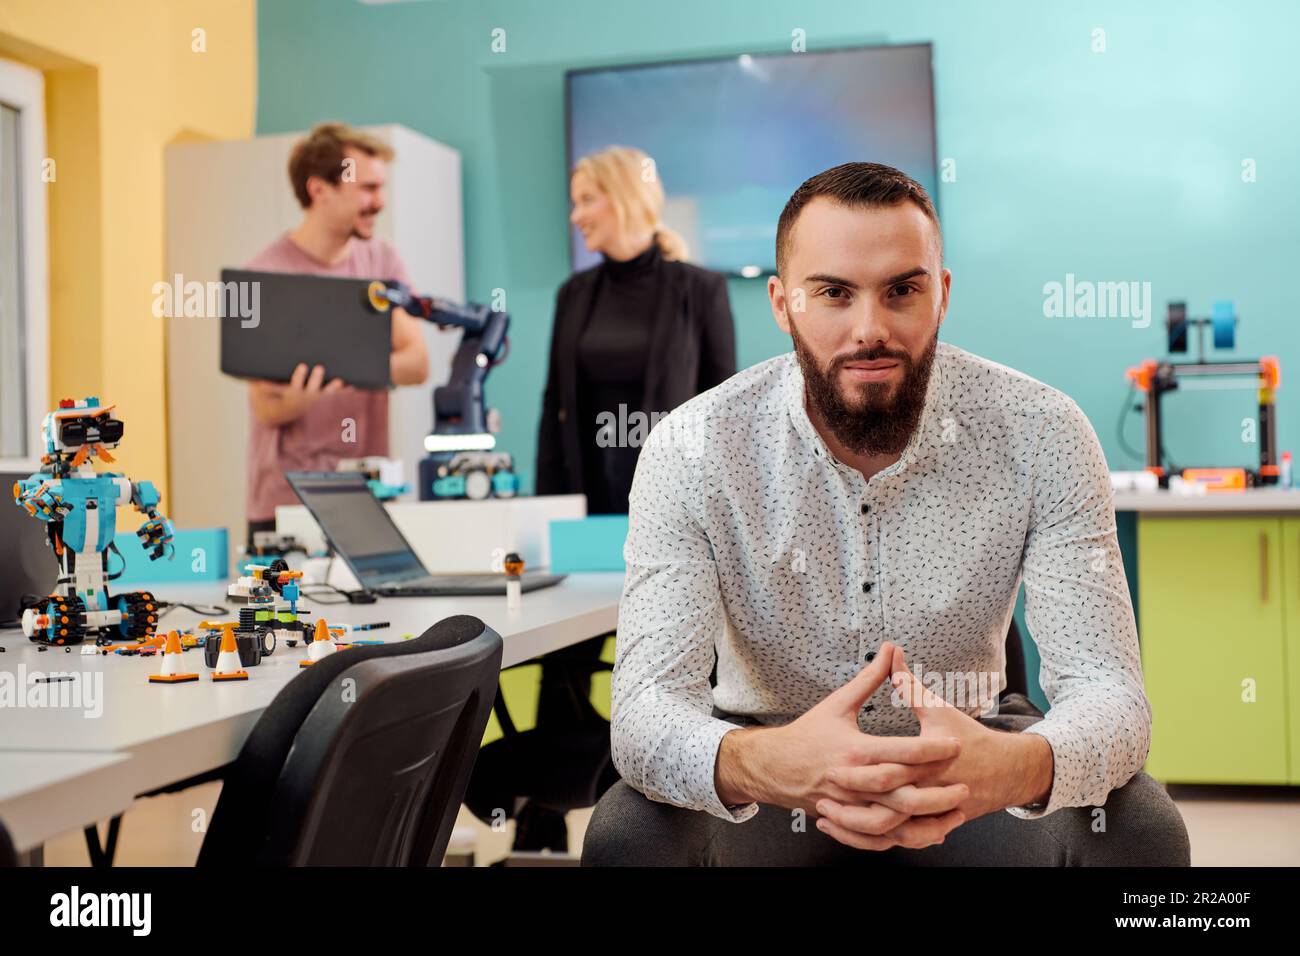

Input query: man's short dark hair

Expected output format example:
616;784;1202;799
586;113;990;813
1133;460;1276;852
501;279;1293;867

288;122;394;209
775;162;941;278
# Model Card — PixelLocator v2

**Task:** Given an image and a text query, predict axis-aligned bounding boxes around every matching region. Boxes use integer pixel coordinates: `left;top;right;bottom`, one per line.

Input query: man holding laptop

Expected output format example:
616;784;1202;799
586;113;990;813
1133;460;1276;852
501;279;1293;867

244;122;430;549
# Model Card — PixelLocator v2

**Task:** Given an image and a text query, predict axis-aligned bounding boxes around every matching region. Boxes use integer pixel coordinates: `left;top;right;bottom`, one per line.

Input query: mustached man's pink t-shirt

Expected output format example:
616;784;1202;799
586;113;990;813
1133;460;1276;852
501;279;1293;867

244;233;411;522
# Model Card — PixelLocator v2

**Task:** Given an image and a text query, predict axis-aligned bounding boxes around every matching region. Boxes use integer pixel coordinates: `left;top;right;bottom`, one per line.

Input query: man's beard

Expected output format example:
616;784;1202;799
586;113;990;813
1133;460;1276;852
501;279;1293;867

790;319;938;457
351;213;378;240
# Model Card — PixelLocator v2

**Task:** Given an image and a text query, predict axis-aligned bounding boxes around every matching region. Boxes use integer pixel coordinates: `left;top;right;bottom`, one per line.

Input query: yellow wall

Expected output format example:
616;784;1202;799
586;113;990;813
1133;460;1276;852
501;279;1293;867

0;0;256;516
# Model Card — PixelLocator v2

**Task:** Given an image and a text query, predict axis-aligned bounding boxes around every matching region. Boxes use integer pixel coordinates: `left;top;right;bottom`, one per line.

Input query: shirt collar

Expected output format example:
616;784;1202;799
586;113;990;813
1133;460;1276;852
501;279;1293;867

784;344;945;479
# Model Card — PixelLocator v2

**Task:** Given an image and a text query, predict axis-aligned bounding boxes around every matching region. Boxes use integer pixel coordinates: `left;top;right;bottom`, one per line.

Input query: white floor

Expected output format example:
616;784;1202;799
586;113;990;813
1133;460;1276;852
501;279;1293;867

38;781;1300;866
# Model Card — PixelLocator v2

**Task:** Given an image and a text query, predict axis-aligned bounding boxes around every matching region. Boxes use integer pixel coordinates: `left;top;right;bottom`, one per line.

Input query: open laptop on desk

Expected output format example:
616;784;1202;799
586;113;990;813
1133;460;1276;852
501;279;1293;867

285;471;566;597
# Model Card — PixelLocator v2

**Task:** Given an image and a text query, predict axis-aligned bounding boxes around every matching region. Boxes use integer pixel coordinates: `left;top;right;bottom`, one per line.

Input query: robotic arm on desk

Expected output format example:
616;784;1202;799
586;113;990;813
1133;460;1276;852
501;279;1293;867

366;281;519;501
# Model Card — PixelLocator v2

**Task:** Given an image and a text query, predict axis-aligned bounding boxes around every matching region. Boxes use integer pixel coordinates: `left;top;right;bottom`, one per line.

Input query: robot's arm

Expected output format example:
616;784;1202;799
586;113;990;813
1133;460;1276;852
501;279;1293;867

130;479;175;560
367;281;502;337
366;281;510;437
13;476;71;523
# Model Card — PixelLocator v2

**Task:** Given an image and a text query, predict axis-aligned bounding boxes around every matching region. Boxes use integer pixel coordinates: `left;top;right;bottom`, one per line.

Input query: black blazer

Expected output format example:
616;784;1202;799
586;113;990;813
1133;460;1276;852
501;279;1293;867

535;257;736;496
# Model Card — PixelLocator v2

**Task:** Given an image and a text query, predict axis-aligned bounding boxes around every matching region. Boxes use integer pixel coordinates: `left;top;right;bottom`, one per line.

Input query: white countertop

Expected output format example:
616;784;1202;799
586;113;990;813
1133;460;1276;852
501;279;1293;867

1113;488;1300;514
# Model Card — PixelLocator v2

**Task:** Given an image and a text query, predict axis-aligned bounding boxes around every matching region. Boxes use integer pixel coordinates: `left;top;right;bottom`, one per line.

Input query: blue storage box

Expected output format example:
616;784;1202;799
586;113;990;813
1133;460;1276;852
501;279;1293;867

111;527;229;584
549;515;629;573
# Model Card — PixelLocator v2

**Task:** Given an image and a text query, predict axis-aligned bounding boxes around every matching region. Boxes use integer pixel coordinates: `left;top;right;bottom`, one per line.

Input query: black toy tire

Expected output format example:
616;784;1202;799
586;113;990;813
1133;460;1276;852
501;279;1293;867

116;591;159;639
32;595;87;646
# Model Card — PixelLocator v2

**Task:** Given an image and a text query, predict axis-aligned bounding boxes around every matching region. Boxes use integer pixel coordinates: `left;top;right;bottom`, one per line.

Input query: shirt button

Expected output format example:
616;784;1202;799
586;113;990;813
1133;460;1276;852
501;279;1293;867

865;651;876;662
861;503;870;515
862;581;872;593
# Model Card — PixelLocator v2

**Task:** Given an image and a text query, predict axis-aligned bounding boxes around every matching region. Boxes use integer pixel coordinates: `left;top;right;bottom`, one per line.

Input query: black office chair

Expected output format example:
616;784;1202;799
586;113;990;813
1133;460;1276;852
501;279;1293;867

463;635;618;856
196;614;502;866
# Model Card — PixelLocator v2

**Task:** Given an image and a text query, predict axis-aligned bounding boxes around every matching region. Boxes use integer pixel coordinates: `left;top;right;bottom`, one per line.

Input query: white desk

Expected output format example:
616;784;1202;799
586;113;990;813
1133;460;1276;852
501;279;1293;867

0;752;135;852
0;572;624;843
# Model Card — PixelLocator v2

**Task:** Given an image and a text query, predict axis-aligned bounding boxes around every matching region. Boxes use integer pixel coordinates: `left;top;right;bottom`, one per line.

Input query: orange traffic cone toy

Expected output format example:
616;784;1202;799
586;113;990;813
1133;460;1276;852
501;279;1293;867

149;631;199;684
212;623;249;681
300;617;337;667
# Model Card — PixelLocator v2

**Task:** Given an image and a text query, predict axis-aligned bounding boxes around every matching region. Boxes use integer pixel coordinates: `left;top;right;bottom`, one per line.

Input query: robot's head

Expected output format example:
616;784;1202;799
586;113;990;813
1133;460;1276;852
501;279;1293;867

43;398;124;457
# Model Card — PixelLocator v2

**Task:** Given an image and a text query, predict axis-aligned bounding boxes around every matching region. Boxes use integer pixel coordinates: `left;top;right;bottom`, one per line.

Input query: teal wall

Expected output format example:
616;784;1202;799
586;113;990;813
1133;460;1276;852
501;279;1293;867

256;0;1294;707
257;0;1299;490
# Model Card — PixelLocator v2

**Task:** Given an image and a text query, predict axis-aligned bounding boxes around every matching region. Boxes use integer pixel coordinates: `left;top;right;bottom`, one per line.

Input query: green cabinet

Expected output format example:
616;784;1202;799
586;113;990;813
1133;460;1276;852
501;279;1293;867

1282;518;1300;783
1138;516;1291;783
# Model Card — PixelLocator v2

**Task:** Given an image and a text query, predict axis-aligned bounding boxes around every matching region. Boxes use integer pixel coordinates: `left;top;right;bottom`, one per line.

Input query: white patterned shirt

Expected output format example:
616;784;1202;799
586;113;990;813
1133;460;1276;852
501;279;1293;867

612;341;1149;824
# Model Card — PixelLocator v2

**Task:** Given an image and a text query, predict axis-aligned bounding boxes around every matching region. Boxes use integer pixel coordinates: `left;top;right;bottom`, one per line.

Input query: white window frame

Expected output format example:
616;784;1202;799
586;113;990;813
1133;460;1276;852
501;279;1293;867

0;57;49;473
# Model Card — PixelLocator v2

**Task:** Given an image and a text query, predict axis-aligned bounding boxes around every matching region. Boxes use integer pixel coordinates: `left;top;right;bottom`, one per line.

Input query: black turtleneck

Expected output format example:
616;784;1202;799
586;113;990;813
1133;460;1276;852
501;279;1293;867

575;239;664;514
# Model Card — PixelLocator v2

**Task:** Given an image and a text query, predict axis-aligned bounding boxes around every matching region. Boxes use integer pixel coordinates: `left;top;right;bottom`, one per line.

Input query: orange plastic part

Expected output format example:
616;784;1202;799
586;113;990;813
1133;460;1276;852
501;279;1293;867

1182;467;1248;491
1125;359;1158;393
1261;356;1281;390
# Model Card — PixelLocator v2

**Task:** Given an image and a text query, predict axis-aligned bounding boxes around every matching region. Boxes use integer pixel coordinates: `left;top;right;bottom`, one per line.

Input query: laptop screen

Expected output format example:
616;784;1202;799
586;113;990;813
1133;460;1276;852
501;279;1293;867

285;472;427;587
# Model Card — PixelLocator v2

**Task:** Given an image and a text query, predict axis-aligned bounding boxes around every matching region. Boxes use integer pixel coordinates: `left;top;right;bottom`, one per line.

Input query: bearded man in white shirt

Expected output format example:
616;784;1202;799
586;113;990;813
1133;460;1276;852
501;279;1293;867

581;162;1190;867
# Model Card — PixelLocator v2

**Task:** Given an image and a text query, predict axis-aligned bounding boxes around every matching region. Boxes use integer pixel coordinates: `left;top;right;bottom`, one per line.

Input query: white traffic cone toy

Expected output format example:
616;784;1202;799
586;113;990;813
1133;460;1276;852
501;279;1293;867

149;630;198;684
301;618;337;667
212;623;249;681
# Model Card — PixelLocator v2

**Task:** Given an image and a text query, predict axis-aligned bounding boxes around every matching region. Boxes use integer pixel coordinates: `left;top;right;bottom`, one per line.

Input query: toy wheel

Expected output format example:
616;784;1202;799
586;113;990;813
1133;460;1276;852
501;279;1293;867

267;558;290;593
32;595;87;646
255;625;277;657
116;591;159;639
464;468;492;501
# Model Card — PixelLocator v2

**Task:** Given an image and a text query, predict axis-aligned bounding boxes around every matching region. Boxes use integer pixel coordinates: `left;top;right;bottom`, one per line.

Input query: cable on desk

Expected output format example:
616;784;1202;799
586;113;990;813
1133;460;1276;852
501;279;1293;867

298;583;377;605
296;554;377;604
298;585;351;605
157;600;230;619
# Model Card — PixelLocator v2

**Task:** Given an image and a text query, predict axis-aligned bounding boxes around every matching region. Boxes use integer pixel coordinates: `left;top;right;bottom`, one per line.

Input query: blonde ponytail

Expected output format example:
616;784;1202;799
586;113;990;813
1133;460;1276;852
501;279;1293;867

653;224;689;262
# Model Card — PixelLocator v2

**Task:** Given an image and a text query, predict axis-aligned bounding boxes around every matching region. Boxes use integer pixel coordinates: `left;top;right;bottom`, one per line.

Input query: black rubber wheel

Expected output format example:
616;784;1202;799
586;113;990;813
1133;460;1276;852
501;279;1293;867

116;591;159;639
33;595;87;646
267;558;290;593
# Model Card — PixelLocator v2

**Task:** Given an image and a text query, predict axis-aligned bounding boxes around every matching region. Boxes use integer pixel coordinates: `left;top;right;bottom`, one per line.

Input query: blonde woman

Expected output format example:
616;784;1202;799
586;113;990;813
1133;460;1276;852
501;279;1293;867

536;145;736;513
479;147;735;853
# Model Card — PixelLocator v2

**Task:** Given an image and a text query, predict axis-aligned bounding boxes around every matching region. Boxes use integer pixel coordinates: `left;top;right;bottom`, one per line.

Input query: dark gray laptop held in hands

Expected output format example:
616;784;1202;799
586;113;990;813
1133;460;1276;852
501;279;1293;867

0;471;59;628
219;269;392;389
286;471;566;597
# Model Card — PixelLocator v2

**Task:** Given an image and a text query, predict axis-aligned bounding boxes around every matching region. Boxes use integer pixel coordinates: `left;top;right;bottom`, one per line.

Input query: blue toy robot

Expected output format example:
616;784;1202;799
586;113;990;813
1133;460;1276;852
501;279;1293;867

13;397;175;645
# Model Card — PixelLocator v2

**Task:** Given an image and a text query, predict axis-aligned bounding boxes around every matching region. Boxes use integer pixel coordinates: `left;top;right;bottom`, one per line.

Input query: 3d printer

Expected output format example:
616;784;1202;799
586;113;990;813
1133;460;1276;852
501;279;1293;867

1125;301;1281;489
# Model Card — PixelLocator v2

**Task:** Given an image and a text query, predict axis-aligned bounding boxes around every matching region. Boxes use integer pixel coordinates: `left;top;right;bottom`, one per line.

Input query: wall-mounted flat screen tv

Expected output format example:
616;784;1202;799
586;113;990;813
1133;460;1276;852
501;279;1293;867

566;43;938;276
